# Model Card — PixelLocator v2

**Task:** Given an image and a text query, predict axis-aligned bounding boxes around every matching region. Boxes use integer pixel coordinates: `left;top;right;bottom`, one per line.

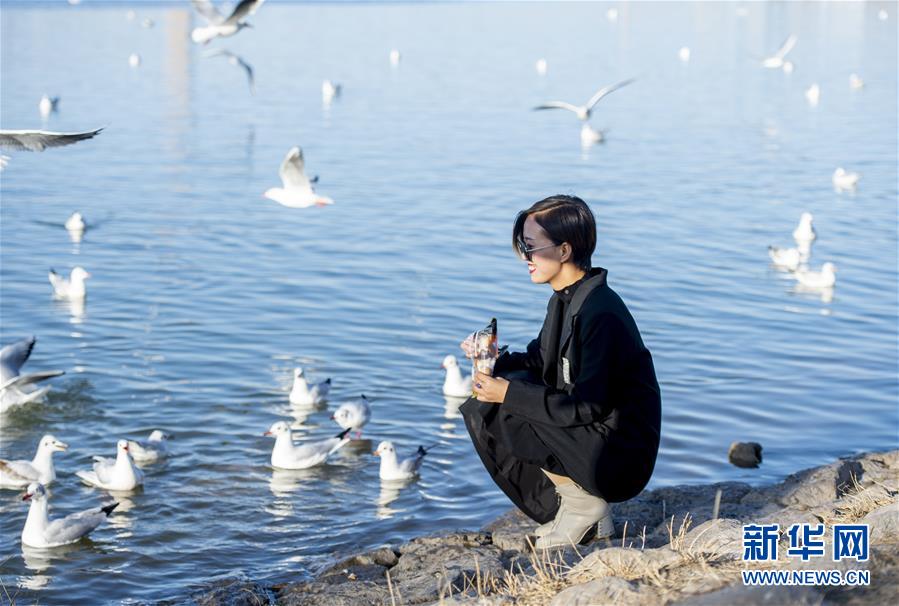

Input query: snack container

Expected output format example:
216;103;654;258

471;318;498;395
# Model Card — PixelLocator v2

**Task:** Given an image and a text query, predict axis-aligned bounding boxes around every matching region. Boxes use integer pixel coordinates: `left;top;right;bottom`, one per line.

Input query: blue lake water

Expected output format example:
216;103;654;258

0;1;896;603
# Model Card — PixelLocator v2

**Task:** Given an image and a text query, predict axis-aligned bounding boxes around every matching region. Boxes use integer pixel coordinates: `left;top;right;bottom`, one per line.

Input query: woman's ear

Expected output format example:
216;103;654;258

560;243;572;264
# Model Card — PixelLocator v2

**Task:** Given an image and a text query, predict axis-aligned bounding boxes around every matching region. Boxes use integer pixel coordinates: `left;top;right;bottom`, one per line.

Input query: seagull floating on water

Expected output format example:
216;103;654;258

805;83;820;105
129;53;142;68
332;395;371;438
39;95;59;118
127;430;170;463
795;262;836;289
535;58;547;75
265;421;351;469
0;128;103;152
678;46;691;62
849;74;864;90
0;435;68;489
1;336;65;414
832;167;860;190
373;441;436;481
534;78;636;121
606;8;619;22
762;34;797;69
792;212;816;244
389;49;401;66
289;367;331;407
263;147;333;208
580;123;606;146
76;440;145;492
322;80;341;104
49;267;90;300
21;483;118;548
205;49;255;94
190;0;265;45
767;246;802;271
441;355;472;398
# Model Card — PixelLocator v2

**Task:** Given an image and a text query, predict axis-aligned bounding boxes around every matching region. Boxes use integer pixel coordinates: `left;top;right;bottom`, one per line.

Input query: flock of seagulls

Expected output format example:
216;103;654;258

768;212;837;299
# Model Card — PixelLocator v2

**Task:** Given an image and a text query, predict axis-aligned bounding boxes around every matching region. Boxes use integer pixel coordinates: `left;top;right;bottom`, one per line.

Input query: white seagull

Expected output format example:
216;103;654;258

535;58;548;75
263;147;333;208
534;78;636;121
204;49;255;94
762;34;797;69
289;367;331;407
792;212;816;244
322;80;341;104
75;440;145;492
678;47;691;62
127;430;170;463
795;262;836;289
0;435;68;489
373;441;436;481
767;246;802;271
332;395;372;438
129;53;142;68
1;336;65;414
39;95;59;118
0;128;103;152
389;49;401;66
65;212;86;243
49;267;91;300
580;123;606;146
805;83;820;105
441;355;472;398
191;0;265;45
265;421;351;470
849;74;864;90
832;168;860;190
21;483;118;548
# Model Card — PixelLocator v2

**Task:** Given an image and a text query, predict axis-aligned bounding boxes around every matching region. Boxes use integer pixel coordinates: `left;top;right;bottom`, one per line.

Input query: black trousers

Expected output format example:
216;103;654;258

460;370;564;524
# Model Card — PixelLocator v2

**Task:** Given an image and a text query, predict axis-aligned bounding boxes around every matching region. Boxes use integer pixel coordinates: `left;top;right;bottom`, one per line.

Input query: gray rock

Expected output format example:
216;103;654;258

673;583;824;605
274;578;390;606
862;501;899;543
483;508;536;552
741;460;864;510
550;576;643;606
567;545;680;582
676;518;743;560
158;577;272;606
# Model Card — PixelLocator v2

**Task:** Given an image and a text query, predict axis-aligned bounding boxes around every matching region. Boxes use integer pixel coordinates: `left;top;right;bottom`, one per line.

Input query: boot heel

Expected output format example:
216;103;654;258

596;513;615;539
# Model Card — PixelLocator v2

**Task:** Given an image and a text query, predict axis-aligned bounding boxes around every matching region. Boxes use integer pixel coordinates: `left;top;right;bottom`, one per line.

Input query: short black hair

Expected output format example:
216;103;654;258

512;195;596;270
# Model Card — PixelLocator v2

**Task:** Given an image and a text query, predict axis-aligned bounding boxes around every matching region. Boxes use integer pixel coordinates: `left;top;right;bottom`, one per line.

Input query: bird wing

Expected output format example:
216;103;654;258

0;128;103;152
48;269;68;296
0;459;38;483
533;101;581;114
191;0;224;24
235;56;255;93
44;508;105;545
0;336;36;378
774;34;797;60
0;370;64;391
224;0;265;25
279;147;312;192
398;453;424;475
586;78;636;110
92;458;116;483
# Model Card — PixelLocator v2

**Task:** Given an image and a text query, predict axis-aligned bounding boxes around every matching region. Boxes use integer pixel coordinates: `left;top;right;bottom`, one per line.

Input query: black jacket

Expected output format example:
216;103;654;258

461;267;661;521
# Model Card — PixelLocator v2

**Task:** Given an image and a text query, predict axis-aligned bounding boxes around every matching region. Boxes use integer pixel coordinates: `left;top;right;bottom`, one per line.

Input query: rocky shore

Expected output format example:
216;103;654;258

161;449;898;605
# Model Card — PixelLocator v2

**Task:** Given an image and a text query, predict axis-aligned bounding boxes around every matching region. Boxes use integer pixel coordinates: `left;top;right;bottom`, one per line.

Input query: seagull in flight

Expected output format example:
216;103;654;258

534;78;636;121
263;147;333;208
204;49;255;93
191;0;265;45
0;128;103;152
762;34;797;69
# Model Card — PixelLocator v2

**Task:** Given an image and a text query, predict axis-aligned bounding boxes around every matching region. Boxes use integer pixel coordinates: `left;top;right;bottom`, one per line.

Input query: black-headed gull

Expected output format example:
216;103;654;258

795;262;836;289
832;168;860;190
767;246;802;271
332;395;372;438
792;212;816;244
289;367;330;407
76;440;144;492
534;78;636;122
1;336;65;413
39;95;59;118
129;53;142;68
127;430;170;463
805;84;820;105
389;49;401;66
190;0;265;45
264;421;351;469
762;34;797;69
535;58;547;75
580;123;606;146
373;441;436;481
678;47;691;62
49;267;90;300
204;49;255;94
0;435;68;489
21;483;118;548
263;147;334;209
441;355;472;398
65;212;86;234
0;128;103;152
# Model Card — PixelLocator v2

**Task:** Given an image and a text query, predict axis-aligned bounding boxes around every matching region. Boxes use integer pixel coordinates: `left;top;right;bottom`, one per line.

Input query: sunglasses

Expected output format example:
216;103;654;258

516;238;559;262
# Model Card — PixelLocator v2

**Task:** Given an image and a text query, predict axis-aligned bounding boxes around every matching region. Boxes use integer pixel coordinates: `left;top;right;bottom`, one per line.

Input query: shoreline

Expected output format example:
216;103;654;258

159;449;898;605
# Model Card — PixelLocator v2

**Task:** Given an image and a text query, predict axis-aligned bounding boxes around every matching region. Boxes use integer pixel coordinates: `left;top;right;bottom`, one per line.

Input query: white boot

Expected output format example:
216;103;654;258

534;482;614;549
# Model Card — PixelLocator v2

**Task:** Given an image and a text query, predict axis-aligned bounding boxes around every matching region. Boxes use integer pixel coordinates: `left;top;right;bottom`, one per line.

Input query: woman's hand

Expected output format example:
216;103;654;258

459;333;476;359
473;372;509;404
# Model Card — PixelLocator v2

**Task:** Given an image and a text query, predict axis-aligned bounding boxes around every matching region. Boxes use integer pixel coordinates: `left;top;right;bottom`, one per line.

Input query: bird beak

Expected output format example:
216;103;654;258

123;444;129;451
56;441;69;450
22;493;32;501
330;415;335;420
373;451;380;456
263;431;272;436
